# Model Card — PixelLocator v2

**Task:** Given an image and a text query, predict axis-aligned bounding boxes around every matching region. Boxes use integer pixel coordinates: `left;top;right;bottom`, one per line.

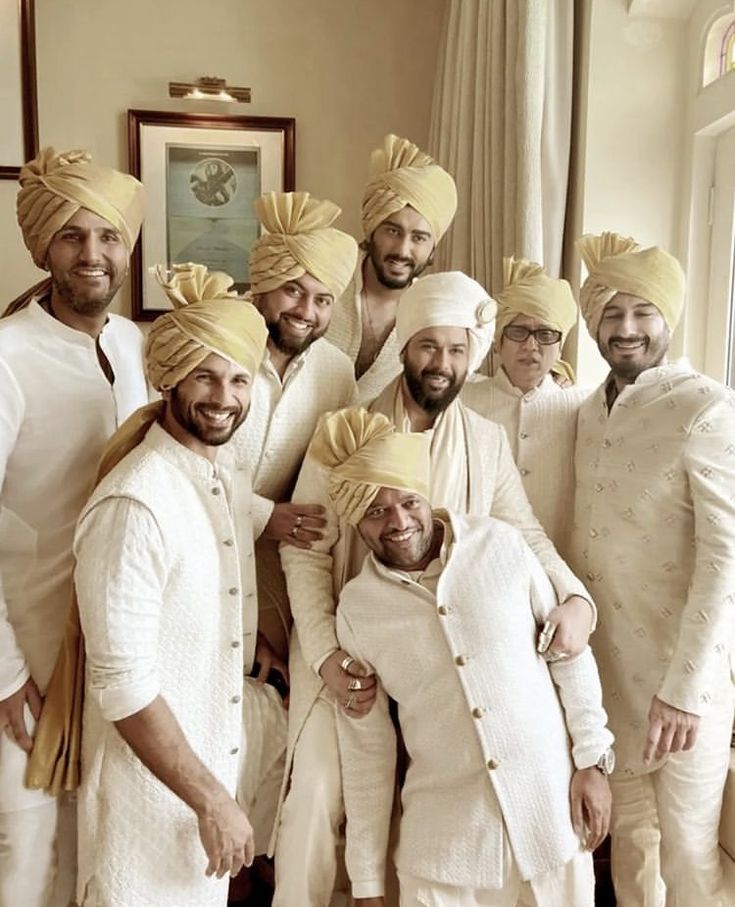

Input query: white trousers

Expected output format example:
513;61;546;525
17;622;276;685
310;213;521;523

398;844;594;907
609;694;735;907
237;678;288;856
272;694;344;907
0;709;76;907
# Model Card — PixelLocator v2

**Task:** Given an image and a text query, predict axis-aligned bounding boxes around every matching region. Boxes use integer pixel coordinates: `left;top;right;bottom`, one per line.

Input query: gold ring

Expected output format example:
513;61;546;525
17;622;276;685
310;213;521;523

340;655;355;672
290;526;298;538
348;678;362;691
345;695;356;710
295;515;303;528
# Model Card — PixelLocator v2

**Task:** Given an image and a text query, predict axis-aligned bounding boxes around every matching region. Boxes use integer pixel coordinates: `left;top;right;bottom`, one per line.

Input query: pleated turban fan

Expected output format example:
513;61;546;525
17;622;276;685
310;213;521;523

249;192;358;298
25;264;268;795
16;147;144;268
395;271;497;373
495;257;578;343
308;408;431;527
577;232;686;337
361;134;458;242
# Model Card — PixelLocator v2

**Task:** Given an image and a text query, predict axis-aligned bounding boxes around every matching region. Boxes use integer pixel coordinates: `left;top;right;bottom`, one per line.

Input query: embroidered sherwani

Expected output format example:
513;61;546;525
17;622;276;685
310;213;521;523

570;360;735;906
273;378;594;906
326;254;403;404
337;513;611;902
462;369;591;557
75;423;257;907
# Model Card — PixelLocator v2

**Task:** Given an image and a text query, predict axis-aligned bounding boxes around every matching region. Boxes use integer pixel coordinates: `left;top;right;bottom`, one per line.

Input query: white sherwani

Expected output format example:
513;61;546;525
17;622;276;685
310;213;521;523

75;423;257;907
570;360;735;906
337;513;612;899
326;255;403;404
462;369;591;557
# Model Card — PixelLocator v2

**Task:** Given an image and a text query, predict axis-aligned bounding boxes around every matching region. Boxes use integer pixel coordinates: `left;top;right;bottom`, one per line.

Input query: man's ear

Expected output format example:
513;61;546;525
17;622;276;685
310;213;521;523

161;388;172;402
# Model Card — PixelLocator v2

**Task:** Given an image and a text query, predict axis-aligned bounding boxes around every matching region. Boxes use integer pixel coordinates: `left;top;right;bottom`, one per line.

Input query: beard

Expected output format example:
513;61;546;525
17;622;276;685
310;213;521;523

403;362;464;416
366;240;432;290
266;315;326;357
169;389;247;447
51;271;123;316
598;329;669;384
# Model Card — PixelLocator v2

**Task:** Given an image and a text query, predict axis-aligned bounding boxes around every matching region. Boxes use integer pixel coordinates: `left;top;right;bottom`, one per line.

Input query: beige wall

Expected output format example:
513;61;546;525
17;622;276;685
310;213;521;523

1;0;445;314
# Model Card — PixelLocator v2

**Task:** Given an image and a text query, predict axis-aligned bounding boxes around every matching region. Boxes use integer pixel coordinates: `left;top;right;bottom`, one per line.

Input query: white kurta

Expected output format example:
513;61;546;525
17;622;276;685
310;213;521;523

325;254;403;404
570;361;735;776
0;299;147;704
75;423;257;907
226;338;356;655
337;513;612;897
462;370;591;557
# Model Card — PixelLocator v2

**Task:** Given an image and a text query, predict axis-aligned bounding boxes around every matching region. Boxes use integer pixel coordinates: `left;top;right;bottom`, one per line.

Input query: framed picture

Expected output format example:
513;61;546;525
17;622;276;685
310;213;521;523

128;109;295;320
0;0;39;179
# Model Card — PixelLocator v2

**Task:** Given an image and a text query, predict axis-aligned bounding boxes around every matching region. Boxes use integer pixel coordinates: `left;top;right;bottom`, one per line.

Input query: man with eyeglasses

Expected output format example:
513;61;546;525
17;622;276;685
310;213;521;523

463;258;589;557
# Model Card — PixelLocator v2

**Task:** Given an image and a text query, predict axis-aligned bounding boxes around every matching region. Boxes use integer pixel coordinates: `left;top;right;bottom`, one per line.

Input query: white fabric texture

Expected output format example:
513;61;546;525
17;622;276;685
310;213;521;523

0;299;147;702
462;370;591;557
336;513;611;895
75;422;255;907
571;361;735;775
326;254;403;405
275;383;594;898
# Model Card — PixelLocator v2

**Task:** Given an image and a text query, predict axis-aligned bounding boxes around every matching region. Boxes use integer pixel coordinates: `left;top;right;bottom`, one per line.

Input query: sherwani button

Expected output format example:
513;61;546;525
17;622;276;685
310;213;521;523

231;640;241;648
455;654;468;666
520;468;530;476
471;707;486;719
487;758;500;770
519;432;529;440
228;587;239;596
230;747;239;755
586;571;596;582
589;529;598;538
223;538;234;547
231;694;241;704
437;605;448;616
211;486;221;495
594;483;604;492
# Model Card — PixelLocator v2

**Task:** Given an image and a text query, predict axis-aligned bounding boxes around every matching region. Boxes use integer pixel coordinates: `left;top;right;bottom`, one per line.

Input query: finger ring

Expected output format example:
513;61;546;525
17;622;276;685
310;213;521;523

348;678;362;691
340;655;354;672
345;695;356;710
295;515;303;528
290;526;298;538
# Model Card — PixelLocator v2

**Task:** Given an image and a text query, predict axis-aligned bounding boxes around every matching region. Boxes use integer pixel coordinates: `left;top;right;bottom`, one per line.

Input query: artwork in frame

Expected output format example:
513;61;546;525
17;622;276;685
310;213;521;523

0;0;39;179
128;109;295;320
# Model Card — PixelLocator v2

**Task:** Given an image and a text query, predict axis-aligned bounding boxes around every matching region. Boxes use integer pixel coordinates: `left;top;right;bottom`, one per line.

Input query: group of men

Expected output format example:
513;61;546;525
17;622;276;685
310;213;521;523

0;135;732;907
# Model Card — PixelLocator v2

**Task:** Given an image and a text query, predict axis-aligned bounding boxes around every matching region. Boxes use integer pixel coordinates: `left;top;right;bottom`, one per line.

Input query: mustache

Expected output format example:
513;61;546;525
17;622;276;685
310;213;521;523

421;368;455;381
609;335;648;345
385;254;415;266
195;404;241;415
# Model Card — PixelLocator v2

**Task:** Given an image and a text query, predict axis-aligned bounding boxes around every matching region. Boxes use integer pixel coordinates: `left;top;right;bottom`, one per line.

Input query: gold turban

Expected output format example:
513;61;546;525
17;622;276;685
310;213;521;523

577;232;686;337
17;147;144;268
146;263;268;391
308;408;431;526
249;192;358;298
495;257;578;343
395;271;496;373
361;134;457;242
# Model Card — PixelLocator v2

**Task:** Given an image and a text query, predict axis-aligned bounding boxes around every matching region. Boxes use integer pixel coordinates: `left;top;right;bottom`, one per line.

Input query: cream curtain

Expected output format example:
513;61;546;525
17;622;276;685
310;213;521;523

428;0;576;296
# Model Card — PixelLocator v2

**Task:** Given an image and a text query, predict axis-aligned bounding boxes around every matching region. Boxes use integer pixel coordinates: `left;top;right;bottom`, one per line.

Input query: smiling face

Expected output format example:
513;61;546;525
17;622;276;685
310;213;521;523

401;325;469;415
254;273;334;358
357;486;437;570
597;292;669;385
46;208;130;316
162;353;252;459
497;313;561;392
365;205;435;290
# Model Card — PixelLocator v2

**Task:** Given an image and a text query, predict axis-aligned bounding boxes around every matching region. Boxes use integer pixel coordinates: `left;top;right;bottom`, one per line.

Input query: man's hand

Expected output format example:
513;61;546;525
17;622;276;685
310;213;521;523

570;767;611;851
264;502;326;549
538;595;594;660
196;793;254;878
643;695;700;764
253;632;289;689
319;649;377;717
0;677;42;752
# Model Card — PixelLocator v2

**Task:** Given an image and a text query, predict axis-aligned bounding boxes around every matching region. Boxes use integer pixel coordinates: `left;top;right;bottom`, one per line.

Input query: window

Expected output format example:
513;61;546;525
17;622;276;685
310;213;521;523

703;12;735;87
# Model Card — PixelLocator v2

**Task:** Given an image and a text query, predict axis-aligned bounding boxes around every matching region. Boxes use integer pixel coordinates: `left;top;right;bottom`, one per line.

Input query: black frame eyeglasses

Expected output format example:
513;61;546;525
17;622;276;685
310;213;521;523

501;325;562;346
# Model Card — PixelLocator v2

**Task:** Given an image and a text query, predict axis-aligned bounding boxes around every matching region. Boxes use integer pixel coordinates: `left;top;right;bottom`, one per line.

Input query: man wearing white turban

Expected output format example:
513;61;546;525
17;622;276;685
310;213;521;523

0;147;147;907
274;271;598;906
71;265;269;907
327;134;458;403
570;232;735;906
463;257;590;557
226;192;358;666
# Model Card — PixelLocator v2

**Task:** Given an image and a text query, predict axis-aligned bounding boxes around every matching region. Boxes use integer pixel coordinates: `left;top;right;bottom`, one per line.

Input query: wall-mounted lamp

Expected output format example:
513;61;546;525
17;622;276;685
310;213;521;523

168;76;251;103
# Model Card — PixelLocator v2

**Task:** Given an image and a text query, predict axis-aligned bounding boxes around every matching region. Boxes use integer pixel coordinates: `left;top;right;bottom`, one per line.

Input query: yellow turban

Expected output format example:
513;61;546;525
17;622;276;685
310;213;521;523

249;192;358;298
495;257;578;343
308;408;431;526
16;147;144;268
395;271;496;373
361;134;457;242
146;263;268;391
577;232;686;337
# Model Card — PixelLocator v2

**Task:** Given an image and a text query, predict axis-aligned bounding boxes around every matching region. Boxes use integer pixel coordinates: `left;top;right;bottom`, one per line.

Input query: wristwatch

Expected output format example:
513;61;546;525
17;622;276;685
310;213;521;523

595;748;616;776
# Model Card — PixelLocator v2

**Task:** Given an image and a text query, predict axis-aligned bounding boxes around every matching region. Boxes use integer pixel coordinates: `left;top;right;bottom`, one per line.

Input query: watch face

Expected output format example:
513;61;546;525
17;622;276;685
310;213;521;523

599;749;616;775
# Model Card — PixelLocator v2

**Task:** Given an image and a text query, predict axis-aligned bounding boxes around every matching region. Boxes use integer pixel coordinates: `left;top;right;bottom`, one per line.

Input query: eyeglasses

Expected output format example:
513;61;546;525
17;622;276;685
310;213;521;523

502;325;562;346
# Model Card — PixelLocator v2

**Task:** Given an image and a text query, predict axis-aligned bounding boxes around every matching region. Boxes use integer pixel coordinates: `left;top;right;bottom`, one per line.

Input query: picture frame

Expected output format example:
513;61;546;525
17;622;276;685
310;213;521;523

127;109;295;320
0;0;39;179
